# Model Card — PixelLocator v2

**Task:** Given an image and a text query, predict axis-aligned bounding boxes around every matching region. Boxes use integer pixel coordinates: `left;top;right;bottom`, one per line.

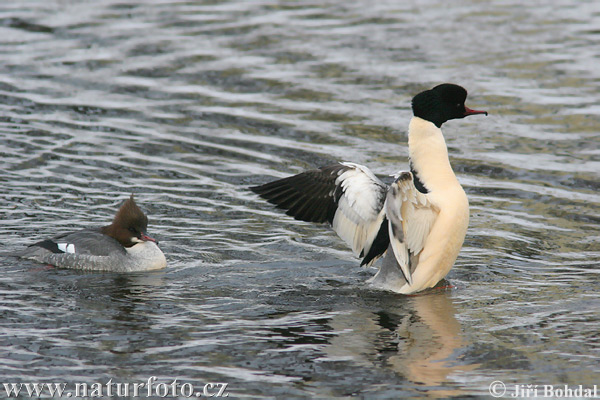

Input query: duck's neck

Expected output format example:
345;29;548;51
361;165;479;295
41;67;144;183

408;117;459;193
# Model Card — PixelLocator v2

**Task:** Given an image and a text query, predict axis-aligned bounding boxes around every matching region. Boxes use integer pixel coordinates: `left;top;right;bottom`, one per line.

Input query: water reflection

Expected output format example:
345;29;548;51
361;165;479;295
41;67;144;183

319;290;476;397
392;292;479;397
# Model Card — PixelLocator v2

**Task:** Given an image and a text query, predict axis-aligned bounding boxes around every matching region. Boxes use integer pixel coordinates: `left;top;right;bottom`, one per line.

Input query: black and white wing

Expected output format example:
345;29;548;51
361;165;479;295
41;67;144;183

384;171;439;285
251;162;390;266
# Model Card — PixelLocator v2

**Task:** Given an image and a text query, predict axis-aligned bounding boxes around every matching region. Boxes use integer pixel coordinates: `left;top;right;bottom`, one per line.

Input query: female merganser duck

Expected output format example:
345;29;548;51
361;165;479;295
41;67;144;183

18;195;167;272
251;83;487;294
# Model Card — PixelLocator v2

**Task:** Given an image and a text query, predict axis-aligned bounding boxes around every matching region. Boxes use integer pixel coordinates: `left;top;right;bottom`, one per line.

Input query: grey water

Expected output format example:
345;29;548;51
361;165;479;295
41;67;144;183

1;0;599;398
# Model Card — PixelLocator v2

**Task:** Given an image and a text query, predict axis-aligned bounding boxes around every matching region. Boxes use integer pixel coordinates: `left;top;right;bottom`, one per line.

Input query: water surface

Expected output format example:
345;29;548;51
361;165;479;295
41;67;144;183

1;0;599;398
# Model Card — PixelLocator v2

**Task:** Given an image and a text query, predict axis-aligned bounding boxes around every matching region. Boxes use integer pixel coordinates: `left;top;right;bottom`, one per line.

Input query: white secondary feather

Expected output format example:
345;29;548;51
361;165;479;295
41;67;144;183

385;171;439;286
57;243;76;253
331;163;387;257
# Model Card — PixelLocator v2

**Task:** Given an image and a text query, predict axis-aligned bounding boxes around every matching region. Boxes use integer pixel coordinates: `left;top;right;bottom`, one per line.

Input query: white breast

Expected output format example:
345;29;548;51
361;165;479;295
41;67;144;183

125;241;167;271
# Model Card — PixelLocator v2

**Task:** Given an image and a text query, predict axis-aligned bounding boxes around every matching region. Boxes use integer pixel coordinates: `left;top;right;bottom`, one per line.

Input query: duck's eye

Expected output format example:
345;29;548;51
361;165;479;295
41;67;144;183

129;227;137;234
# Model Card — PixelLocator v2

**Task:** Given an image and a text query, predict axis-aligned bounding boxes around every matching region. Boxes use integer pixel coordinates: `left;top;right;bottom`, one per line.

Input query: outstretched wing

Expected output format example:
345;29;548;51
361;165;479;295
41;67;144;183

384;171;439;285
251;162;390;265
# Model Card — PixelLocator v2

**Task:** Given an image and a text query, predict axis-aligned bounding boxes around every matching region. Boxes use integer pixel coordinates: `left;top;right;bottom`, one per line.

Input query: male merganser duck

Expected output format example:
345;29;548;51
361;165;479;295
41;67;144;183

17;195;167;272
251;83;487;294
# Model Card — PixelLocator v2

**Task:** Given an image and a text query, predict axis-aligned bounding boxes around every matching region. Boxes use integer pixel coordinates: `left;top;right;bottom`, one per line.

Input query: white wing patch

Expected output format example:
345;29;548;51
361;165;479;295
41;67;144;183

57;243;76;253
331;163;387;258
385;171;438;286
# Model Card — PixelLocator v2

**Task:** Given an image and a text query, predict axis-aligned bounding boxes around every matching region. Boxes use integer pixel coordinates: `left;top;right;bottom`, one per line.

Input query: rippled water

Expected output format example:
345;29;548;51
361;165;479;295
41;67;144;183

1;0;599;398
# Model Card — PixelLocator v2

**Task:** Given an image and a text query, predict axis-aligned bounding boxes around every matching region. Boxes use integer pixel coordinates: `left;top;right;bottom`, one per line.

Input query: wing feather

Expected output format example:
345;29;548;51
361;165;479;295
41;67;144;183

384;171;439;286
251;162;389;264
